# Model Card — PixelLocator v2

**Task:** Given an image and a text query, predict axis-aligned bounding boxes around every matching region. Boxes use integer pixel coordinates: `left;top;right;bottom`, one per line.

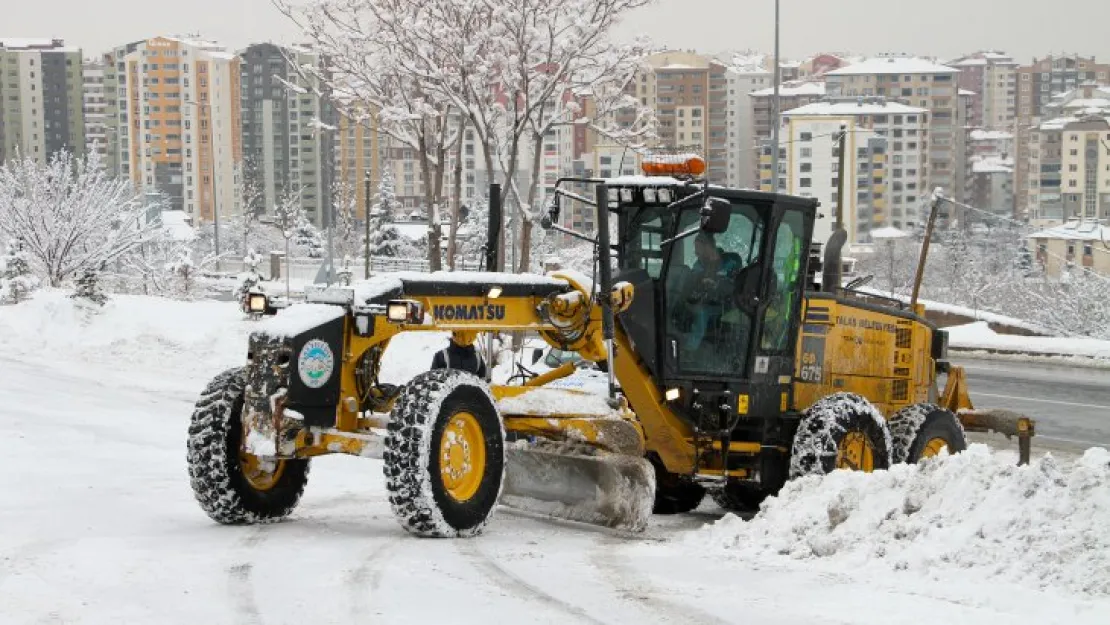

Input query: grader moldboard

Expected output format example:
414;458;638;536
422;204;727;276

186;156;1035;536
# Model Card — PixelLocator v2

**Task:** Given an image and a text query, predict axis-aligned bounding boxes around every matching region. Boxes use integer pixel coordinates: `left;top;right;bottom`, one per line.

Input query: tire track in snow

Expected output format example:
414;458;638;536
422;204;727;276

588;537;731;625
225;527;266;625
345;542;395;623
457;541;608;625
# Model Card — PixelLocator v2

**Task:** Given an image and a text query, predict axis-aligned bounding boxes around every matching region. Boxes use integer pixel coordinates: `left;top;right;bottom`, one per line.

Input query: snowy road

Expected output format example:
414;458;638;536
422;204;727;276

2;352;1109;624
952;357;1110;448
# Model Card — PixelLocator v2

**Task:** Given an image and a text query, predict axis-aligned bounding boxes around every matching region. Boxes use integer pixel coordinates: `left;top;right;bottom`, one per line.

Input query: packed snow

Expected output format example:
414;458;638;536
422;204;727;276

949;321;1110;361
693;445;1110;596
1;292;1109;623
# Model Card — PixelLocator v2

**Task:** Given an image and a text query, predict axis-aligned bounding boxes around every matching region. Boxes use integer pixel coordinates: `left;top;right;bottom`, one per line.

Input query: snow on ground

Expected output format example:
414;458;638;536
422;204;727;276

2;292;1110;624
949;321;1110;361
858;286;1051;335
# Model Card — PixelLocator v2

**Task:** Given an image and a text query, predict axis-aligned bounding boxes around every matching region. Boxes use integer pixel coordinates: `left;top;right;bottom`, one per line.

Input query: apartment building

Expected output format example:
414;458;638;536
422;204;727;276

82;58;110;165
631;52;729;182
1024;86;1110;224
334;105;379;220
238;43;336;226
1029;221;1110;278
781;99;929;243
948;51;1017;130
724;62;771;188
106;36;243;223
967;155;1014;220
751;80;825;190
825;56;961;205
1015;55;1110;220
0;38;85;165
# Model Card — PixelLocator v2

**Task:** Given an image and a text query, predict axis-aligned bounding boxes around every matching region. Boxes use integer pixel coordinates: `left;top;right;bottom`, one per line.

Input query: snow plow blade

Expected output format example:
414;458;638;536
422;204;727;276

500;445;656;532
958;408;1036;465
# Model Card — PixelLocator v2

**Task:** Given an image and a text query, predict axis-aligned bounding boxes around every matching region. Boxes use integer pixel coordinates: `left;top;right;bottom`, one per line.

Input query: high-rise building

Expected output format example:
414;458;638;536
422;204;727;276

82;58;110;165
1015;55;1110;221
334;105;379;221
751;81;825;190
238;43;336;226
724;61;772;188
0;38;85;165
781;99;929;243
105;36;243;223
824;56;961;204
948;51;1018;130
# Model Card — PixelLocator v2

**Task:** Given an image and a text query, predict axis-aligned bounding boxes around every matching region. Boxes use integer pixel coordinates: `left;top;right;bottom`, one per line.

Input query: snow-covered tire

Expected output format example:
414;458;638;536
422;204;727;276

889;403;967;464
187;367;310;524
789;392;892;478
710;482;768;513
384;369;505;538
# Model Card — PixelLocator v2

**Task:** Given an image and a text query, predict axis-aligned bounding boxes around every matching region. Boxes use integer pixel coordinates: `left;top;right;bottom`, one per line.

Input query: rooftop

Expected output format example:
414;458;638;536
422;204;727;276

969;129;1014;141
971;156;1014;174
825;56;958;76
1028;220;1110;241
0;38;79;53
782;100;927;116
751;81;825;97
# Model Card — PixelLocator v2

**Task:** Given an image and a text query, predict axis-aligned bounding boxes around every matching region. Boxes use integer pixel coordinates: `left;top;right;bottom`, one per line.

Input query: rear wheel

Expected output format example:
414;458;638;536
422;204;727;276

186;368;310;524
889;403;967;464
650;457;705;514
790;392;892;478
384;370;505;538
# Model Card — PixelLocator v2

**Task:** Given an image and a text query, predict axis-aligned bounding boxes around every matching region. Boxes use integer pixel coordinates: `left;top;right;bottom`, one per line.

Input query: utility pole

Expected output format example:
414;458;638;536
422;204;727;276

835;124;847;230
770;0;781;193
319;88;336;286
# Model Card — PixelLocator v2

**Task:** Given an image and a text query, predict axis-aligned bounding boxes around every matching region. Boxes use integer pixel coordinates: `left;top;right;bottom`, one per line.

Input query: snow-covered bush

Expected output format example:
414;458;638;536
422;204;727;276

0;150;155;287
0;239;40;304
71;266;108;306
166;248;197;298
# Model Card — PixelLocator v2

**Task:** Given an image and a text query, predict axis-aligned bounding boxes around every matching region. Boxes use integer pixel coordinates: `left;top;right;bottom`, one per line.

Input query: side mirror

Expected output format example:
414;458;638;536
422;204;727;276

699;197;731;234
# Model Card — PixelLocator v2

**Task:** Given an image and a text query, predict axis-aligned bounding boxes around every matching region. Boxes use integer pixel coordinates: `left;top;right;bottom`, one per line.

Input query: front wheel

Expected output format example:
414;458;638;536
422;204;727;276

384;370;505;538
186;368;310;524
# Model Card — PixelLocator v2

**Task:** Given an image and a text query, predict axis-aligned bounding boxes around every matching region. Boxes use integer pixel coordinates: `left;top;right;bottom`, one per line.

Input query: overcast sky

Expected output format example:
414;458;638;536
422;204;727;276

7;0;1110;64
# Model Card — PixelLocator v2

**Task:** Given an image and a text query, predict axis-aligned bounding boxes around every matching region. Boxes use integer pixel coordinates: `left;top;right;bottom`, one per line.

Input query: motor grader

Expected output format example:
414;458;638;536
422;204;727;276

186;157;1035;536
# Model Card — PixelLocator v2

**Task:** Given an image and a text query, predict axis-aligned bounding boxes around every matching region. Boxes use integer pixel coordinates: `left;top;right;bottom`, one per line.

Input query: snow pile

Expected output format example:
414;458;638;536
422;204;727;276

694;445;1110;595
0;289;251;379
948;321;1110;360
496;387;622;418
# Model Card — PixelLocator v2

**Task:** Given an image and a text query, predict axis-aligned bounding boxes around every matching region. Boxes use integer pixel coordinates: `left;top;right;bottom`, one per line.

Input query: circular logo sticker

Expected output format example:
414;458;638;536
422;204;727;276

298;339;335;389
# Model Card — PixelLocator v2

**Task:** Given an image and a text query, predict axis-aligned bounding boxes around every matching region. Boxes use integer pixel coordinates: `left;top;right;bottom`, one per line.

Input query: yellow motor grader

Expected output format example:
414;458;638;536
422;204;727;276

186;157;1034;536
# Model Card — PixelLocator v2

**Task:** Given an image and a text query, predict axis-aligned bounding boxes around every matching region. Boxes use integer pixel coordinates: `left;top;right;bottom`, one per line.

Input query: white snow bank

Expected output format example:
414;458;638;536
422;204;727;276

694;444;1110;595
948;321;1110;360
0;289;252;379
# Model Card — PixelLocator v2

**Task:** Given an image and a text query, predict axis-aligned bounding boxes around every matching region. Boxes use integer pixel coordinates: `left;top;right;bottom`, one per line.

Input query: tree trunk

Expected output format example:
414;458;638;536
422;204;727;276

447;118;467;270
517;131;545;274
418;129;442;272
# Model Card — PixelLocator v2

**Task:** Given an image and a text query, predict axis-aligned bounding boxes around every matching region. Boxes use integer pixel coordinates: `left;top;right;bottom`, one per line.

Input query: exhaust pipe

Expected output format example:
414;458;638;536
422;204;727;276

822;229;847;293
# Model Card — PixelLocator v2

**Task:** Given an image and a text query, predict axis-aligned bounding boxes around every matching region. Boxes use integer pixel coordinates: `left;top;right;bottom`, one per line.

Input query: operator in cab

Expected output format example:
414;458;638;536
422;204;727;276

684;232;741;352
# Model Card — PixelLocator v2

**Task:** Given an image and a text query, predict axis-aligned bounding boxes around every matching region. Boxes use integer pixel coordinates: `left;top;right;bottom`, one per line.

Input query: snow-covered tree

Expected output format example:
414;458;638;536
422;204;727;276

70;265;108;306
235;248;266;303
272;186;305;296
332;178;362;261
292;214;325;258
166;247;198;298
0;150;156;287
276;0;655;272
0;238;39;304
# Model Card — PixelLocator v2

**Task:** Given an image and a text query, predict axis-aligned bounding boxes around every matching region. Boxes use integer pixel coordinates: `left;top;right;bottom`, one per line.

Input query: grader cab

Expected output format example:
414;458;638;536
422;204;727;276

186;156;1034;536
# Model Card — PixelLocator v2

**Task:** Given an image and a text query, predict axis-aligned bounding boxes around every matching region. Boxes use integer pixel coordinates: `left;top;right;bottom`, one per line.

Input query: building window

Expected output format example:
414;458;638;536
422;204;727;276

800;132;812;142
800;163;812;173
800;178;811;188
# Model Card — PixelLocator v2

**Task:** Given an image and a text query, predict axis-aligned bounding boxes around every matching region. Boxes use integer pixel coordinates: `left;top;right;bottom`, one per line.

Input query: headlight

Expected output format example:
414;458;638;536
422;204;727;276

386;300;423;324
248;294;268;313
642;188;657;203
658;188;673;204
619;188;634;203
607;188;619;202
